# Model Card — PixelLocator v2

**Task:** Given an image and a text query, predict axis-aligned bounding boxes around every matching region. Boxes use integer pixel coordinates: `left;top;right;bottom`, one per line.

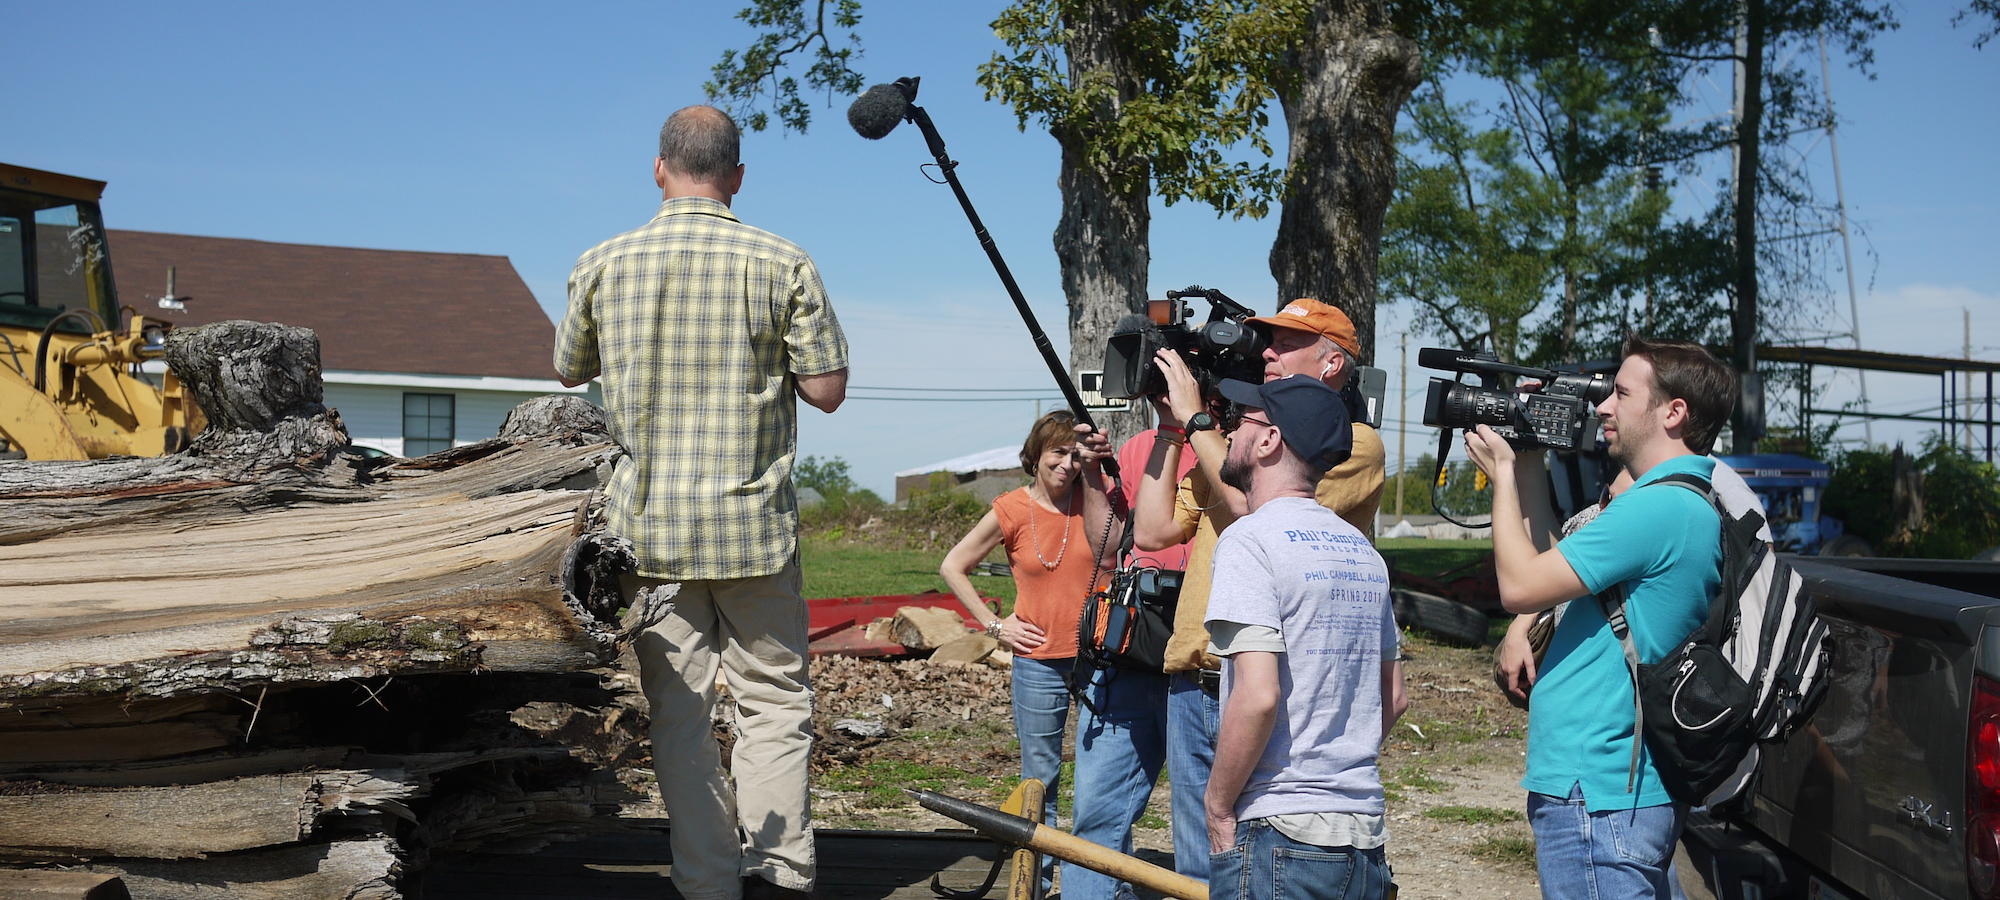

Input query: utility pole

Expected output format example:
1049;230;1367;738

1730;0;1767;453
1819;28;1872;446
1397;332;1408;521
1968;308;1976;452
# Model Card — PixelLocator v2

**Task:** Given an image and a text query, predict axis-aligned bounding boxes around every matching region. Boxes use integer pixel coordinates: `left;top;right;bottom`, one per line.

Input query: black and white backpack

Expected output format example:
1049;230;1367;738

1598;473;1833;808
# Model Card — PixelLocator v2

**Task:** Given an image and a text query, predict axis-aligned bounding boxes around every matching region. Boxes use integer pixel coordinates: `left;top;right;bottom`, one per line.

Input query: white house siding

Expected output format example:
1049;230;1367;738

322;371;599;457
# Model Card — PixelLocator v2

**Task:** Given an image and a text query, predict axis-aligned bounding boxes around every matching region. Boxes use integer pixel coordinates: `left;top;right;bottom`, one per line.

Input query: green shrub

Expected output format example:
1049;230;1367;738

896;474;991;549
1826;439;2000;559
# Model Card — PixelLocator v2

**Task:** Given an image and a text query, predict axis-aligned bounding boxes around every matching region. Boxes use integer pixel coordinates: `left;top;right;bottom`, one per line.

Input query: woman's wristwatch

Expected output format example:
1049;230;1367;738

986;619;1006;639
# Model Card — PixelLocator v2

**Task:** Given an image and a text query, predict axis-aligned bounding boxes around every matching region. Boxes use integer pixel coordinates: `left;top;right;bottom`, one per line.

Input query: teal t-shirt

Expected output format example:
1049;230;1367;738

1524;454;1722;810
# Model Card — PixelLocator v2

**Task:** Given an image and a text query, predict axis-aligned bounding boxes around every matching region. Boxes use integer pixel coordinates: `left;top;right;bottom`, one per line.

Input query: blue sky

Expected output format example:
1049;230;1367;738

7;2;1996;496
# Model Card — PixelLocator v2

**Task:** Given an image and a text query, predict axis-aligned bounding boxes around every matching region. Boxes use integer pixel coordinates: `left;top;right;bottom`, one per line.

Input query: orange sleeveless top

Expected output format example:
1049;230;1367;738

992;487;1106;660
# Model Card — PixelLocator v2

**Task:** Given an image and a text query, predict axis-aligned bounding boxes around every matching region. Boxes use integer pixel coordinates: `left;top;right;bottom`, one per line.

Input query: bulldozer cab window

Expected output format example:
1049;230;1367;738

0;217;23;306
0;190;114;332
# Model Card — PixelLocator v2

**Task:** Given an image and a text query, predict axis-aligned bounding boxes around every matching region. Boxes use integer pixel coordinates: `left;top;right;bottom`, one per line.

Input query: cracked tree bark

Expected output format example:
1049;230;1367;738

1055;0;1153;444
1270;1;1425;366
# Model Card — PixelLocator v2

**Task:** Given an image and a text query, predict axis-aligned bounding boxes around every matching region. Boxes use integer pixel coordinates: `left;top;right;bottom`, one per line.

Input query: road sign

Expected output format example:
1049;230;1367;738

1076;370;1132;413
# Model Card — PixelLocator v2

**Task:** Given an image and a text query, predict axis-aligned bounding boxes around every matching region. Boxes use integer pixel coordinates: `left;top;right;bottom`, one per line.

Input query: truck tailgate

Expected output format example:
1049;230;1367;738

1745;559;2000;900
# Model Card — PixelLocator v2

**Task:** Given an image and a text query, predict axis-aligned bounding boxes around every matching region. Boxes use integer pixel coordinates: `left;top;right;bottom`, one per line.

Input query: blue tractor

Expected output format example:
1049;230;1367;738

1713;453;1873;557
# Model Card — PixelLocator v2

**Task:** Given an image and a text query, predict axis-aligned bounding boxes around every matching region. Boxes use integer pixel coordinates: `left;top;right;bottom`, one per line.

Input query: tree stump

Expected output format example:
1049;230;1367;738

500;395;609;443
164;321;350;474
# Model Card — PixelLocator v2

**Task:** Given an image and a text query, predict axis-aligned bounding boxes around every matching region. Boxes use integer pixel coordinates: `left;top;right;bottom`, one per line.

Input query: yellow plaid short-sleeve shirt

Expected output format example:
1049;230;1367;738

555;197;848;580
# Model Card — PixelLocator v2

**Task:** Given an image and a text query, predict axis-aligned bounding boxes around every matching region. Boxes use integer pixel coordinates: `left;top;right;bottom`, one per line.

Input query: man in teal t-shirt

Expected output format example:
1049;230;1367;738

1463;336;1737;900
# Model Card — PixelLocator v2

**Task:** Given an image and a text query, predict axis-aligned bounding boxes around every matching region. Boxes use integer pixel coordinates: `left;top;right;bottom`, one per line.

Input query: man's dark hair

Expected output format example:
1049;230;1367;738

659;106;741;182
1621;333;1736;455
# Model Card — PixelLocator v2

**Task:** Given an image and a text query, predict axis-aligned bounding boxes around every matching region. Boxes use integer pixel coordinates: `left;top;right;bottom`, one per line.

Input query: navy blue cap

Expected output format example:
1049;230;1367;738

1218;375;1353;473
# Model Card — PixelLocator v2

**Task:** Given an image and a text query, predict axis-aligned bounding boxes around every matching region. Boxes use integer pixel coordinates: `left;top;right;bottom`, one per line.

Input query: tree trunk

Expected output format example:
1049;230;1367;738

1562;267;1578;364
1731;0;1765;451
1270;0;1424;366
1055;0;1153;445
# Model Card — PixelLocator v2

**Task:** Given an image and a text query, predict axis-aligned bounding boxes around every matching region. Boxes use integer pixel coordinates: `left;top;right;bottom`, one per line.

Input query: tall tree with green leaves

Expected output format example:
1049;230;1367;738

709;1;1440;443
979;0;1261;438
1381;3;1679;367
1379;86;1556;363
1646;0;1896;449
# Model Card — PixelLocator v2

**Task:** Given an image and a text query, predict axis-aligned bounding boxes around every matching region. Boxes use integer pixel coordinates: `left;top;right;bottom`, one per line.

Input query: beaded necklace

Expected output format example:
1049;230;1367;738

1027;484;1076;571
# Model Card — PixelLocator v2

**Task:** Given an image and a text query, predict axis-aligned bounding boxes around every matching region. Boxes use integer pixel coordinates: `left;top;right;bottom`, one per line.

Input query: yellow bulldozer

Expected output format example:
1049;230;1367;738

1;162;202;460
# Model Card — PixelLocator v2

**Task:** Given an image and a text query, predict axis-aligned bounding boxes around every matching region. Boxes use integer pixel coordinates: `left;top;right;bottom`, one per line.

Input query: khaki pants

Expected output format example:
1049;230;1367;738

624;563;815;899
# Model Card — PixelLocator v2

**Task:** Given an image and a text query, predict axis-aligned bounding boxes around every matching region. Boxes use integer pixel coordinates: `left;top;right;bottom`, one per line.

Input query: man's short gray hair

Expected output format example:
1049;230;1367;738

659;106;741;183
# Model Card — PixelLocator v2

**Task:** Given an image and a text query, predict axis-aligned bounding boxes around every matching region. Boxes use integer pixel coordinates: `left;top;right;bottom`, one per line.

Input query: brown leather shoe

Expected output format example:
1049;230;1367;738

743;875;816;900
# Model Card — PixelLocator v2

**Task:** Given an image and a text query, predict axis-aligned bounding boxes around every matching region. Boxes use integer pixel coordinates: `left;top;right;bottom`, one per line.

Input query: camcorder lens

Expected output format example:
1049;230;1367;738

1423;379;1517;431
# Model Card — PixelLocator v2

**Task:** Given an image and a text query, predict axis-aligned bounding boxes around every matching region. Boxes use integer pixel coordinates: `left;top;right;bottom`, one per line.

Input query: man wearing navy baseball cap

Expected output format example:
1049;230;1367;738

1132;299;1388;885
1201;375;1407;900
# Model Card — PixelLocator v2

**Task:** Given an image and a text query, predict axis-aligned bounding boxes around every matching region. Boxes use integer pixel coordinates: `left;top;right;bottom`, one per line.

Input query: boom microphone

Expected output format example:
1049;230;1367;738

850;74;1118;477
847;79;916;140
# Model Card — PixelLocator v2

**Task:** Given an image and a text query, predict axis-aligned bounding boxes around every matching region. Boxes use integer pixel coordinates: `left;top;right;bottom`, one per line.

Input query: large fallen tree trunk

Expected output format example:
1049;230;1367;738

0;323;653;897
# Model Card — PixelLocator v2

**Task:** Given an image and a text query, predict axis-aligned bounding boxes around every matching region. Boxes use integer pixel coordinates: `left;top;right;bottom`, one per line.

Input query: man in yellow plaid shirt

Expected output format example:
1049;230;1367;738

555;105;848;900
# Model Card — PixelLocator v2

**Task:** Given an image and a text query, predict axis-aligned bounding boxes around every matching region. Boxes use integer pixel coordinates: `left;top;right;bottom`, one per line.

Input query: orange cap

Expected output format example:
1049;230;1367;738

1247;299;1360;359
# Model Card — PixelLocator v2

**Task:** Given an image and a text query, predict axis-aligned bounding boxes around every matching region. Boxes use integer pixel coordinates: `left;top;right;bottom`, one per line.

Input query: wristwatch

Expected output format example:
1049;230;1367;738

1186;411;1218;433
986;619;1006;640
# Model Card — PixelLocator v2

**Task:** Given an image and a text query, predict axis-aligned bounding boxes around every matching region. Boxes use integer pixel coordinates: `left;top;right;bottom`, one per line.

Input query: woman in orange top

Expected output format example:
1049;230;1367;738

942;410;1121;885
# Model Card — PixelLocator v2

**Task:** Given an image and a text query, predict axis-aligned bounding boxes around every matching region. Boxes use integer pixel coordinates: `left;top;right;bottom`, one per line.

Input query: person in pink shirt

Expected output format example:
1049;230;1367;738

1115;427;1199;572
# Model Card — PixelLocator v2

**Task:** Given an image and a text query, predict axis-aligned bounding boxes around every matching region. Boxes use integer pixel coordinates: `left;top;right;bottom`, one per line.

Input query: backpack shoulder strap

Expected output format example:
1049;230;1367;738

1596;583;1646;793
1647;472;1721;513
1595;471;1719;794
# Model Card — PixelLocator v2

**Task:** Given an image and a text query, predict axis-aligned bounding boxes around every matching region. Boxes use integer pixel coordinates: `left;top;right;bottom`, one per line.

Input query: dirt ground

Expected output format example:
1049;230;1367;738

605;631;1540;898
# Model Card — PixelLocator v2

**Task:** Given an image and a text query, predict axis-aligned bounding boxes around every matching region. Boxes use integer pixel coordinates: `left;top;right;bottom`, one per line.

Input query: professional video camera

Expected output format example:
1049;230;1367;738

1099;285;1268;401
1419;348;1613;452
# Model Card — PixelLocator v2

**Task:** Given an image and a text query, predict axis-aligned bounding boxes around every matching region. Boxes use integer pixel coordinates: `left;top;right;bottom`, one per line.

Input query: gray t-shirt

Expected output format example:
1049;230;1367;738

1206;497;1398;822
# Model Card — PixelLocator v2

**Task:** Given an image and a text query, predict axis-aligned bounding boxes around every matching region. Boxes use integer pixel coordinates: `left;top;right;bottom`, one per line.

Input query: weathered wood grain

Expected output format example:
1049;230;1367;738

0;436;625;704
0;869;132;900
0;771;417;860
81;838;402;900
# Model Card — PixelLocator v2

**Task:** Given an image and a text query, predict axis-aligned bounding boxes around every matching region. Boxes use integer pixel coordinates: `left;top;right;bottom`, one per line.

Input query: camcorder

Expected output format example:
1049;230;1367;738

1099;285;1267;401
1419;348;1612;452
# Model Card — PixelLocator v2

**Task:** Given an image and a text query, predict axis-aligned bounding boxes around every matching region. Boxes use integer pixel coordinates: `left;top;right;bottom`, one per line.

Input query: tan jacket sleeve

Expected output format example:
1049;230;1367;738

1315;423;1387;537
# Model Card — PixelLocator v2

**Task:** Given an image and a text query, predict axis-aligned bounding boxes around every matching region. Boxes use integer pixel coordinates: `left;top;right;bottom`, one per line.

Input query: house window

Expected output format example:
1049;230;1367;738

403;393;455;457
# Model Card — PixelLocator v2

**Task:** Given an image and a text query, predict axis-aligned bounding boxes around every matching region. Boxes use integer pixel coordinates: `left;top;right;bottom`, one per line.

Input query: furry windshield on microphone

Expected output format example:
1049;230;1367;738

847;83;911;139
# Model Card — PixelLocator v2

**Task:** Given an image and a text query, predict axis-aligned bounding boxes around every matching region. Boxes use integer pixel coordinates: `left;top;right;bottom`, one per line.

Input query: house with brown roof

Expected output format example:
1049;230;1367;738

108;230;591;457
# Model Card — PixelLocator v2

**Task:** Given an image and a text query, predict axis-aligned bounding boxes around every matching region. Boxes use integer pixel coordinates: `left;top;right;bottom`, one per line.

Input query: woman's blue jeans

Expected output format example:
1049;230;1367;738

1209;819;1391;900
1012;656;1073;891
1009;658;1168;900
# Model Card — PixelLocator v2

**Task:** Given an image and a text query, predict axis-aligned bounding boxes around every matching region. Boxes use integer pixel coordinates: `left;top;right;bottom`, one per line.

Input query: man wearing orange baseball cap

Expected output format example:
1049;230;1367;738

1130;297;1387;885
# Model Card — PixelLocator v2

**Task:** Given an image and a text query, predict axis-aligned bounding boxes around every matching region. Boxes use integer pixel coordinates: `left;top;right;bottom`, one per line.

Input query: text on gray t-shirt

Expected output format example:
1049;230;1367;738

1206;497;1398;821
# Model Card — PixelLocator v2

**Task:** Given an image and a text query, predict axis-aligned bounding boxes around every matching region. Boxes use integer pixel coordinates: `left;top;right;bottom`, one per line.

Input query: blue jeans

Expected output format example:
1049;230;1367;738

1168;674;1220;882
1209;819;1390;900
1527;783;1686;900
1066;666;1169;900
1012;656;1072;824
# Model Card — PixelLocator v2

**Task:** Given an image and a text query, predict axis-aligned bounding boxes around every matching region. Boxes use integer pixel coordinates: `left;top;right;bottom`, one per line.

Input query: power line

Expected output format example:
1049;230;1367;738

849;385;1054;393
840;398;1064;404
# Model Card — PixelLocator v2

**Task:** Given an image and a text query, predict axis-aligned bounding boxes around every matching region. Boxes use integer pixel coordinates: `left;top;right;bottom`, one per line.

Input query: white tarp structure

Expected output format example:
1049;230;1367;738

894;446;1021;479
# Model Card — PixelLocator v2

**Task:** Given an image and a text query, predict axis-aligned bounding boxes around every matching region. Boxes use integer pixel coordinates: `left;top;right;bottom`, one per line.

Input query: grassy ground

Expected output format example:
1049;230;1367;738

800;537;1018;611
802;535;1490;615
1377;537;1493;578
